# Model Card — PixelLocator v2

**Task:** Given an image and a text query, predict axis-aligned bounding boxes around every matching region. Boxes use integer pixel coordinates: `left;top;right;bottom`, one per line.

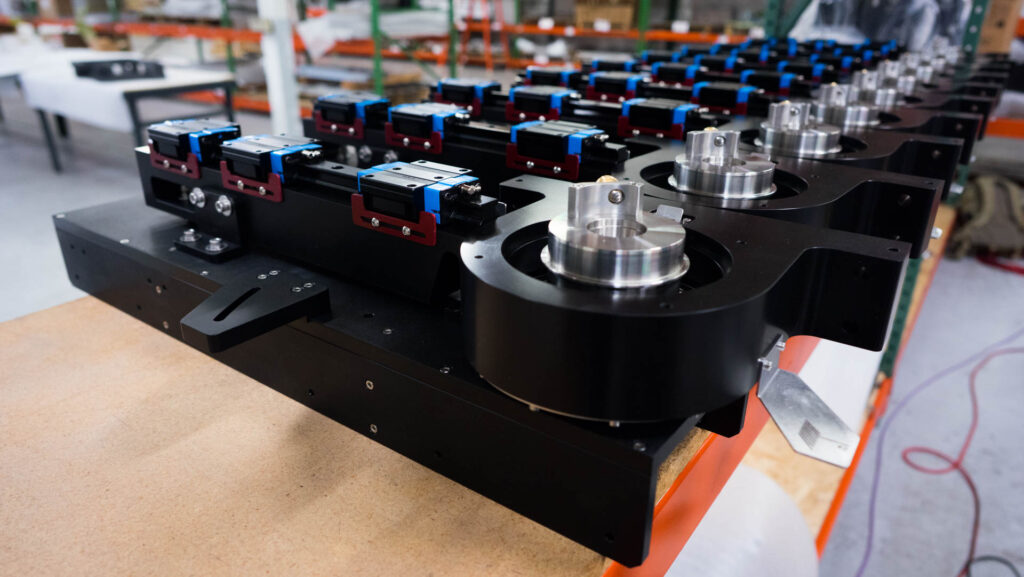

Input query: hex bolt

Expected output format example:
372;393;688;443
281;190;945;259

214;195;233;217
370;217;381;228
608;189;624;204
180;228;200;243
401;226;412;236
188;188;206;208
206;237;225;253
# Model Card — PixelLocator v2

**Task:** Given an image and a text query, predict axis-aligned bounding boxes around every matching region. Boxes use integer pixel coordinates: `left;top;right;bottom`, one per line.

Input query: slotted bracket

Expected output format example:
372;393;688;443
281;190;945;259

180;270;329;353
757;336;859;468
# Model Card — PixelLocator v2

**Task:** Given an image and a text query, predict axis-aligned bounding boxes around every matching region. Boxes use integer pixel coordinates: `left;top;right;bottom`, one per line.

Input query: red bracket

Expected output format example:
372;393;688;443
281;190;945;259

504;101;561;122
384;122;444;155
219;160;283;203
313;109;364;140
616;116;685;140
434;93;483;117
149;144;200;179
690;98;748;116
584;86;636;102
505;143;580;180
351;194;437;246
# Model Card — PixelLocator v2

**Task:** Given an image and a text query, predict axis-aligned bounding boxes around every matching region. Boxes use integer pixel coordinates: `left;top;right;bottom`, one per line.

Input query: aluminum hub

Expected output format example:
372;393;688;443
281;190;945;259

670;128;776;199
542;179;690;288
811;82;880;128
756;100;842;157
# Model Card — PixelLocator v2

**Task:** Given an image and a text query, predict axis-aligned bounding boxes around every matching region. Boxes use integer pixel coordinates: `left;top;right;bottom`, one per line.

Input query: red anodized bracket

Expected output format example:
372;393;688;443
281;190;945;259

617;116;686;140
148;144;200;179
433;93;484;117
504;101;561;122
384;123;444;155
350;193;437;246
505;143;580;180
313;109;365;140
585;86;637;102
218;160;284;203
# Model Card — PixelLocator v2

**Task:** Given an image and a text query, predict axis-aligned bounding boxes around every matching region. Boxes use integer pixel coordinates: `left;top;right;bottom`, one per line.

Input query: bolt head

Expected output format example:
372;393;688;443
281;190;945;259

525;160;535;169
188;188;206;208
348;126;355;135
370;217;381;228
214;195;233;216
519;112;526;120
370;424;378;434
206;237;225;253
538;115;546;122
257;273;267;280
365;380;374;390
552;166;562;174
632;129;640;136
402;137;410;147
303;282;314;288
162;159;170;168
236;180;245;191
608;189;624;204
292;286;302;293
423;141;431;150
258;186;267;196
331;123;338;132
401;226;412;236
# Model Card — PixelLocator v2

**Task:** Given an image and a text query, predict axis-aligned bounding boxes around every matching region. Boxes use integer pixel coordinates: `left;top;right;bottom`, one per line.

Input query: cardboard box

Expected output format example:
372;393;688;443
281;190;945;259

978;0;1024;54
574;0;635;31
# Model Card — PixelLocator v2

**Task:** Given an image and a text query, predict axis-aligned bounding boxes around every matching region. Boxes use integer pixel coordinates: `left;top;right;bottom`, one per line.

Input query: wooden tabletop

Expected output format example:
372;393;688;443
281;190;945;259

0;298;607;577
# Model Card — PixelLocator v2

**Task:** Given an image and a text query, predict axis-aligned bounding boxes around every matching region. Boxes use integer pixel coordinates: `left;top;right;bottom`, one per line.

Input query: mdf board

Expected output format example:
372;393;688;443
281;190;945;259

0;298;709;577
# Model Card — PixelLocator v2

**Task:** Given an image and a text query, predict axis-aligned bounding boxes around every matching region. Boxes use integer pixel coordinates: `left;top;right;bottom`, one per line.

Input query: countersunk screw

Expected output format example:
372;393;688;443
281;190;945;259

401;226;412;236
370;424;378;434
188;188;206;208
365;379;374;390
370;217;381;228
608;189;624;204
214;195;233;216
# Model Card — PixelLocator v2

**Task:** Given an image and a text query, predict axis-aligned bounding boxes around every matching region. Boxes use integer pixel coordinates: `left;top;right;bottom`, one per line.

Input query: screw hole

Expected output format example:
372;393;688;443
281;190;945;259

136;304;143;311
307;389;315;397
888;247;900;253
475;255;483;259
364;312;376;318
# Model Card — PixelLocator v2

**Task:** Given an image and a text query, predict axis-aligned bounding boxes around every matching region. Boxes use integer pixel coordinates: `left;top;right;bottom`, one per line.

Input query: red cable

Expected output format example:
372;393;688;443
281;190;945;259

977;255;1024;276
899;348;1024;577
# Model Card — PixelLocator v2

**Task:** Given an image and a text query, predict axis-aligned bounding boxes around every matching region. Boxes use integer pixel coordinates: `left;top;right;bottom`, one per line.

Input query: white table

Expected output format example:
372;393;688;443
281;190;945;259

16;54;235;172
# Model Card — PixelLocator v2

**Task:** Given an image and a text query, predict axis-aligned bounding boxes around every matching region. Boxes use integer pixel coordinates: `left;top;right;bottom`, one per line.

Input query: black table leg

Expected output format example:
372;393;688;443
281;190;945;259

223;86;235;122
37;109;61;172
55;114;70;138
126;94;144;147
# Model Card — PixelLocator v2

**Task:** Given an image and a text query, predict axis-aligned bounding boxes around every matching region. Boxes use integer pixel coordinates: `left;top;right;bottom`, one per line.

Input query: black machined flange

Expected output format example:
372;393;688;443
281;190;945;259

619;138;942;257
461;175;910;423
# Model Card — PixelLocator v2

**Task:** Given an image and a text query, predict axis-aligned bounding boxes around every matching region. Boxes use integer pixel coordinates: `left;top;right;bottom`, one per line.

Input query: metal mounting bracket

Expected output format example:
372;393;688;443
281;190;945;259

757;336;859;468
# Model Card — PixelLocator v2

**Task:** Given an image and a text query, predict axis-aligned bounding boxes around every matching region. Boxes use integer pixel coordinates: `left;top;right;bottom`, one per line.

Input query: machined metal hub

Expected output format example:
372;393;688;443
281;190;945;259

541;179;690;288
851;70;900;109
670;128;776;199
811;83;880;128
755;100;842;157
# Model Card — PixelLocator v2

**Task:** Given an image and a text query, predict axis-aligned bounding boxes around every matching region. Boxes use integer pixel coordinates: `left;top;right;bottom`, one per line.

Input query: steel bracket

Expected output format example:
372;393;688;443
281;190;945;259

757;335;859;467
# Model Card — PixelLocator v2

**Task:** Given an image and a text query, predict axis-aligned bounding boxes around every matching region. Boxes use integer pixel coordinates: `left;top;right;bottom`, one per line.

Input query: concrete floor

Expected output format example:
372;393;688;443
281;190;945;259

1;84;1023;575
